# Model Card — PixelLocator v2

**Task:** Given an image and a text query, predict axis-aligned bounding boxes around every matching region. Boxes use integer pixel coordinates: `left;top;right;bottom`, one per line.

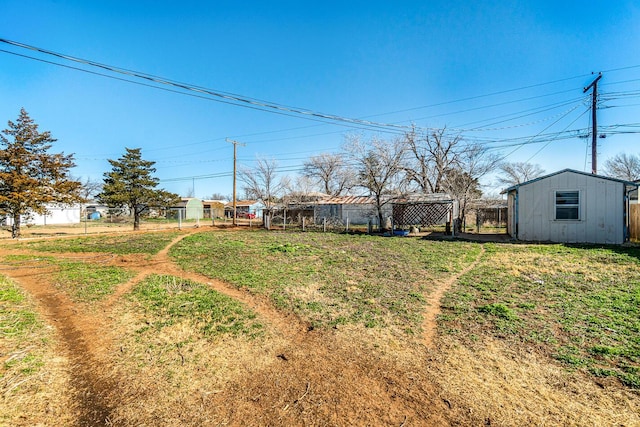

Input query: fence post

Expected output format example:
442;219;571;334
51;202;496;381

346;215;349;232
323;217;327;233
368;219;372;234
302;216;305;232
178;209;182;230
283;209;287;231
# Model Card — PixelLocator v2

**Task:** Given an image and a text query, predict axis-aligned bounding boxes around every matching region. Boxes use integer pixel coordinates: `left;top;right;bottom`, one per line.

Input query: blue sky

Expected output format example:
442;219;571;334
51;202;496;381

1;1;639;198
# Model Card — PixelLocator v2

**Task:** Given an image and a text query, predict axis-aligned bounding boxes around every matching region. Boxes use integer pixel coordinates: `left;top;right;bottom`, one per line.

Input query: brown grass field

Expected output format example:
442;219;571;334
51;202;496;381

0;225;638;426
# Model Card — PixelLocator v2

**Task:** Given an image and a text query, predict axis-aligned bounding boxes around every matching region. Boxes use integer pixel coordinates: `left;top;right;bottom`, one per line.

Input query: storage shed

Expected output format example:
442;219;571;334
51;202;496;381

503;169;638;244
313;195;388;226
175;198;204;220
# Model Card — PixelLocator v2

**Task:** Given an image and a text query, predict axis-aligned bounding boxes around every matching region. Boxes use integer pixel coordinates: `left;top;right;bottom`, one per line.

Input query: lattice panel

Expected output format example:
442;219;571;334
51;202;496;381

393;203;452;226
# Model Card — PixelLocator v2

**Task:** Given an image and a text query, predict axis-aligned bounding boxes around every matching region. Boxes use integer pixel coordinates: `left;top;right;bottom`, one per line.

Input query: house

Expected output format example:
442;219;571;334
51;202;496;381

630;180;639;204
224;200;264;219
202;200;225;219
503;169;638;244
4;204;82;226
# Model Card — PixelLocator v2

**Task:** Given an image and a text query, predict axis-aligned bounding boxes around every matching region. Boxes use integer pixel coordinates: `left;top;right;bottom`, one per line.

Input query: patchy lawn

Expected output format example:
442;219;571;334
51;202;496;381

169;230;481;334
440;242;640;389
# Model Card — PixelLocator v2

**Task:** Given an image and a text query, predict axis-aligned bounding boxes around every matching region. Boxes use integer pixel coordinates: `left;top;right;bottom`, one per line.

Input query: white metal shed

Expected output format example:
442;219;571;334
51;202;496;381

503;169;638;244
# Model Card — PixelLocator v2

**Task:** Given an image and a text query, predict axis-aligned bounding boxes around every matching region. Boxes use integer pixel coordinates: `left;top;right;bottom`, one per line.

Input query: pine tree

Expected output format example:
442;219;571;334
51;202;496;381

0;108;81;238
98;148;179;230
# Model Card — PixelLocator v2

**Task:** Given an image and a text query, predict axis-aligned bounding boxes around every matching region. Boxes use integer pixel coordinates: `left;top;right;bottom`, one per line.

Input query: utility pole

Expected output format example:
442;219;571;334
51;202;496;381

226;138;245;226
583;72;602;174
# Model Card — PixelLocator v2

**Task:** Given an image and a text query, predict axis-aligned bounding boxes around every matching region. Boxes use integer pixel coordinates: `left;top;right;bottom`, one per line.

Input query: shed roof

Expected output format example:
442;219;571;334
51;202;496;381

501;168;640;194
393;193;455;204
224;200;260;208
315;195;375;205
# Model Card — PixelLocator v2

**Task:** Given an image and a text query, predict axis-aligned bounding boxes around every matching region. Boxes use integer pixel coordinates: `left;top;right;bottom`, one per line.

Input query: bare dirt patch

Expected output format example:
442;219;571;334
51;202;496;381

422;244;485;347
2;229;639;426
1;229;459;425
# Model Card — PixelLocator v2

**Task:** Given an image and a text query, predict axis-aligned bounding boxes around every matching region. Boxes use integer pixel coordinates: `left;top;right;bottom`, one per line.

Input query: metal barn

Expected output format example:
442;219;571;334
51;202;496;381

4;204;81;226
503;169;638;244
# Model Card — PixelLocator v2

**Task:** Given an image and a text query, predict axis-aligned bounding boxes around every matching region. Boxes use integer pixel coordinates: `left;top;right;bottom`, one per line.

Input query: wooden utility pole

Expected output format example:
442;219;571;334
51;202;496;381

583;72;602;174
226;138;245;225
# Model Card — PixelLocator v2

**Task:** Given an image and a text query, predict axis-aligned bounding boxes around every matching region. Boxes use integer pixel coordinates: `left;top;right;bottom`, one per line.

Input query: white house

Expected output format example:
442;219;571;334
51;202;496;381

503;169;638;244
4;204;82;226
224;200;264;219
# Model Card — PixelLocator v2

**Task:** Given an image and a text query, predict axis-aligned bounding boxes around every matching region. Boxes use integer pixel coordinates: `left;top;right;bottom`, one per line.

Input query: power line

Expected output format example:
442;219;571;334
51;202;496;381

0;48;407;137
525;108;590;164
0;38;417;134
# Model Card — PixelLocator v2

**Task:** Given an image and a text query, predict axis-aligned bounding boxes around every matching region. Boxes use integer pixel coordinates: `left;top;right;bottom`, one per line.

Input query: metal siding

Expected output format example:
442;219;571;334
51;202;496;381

516;171;625;244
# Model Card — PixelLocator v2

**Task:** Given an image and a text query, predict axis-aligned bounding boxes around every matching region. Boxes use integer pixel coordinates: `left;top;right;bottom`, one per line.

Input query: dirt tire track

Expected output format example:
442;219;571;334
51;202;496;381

104;229;310;339
0;229;463;425
422;244;485;347
0;262;115;425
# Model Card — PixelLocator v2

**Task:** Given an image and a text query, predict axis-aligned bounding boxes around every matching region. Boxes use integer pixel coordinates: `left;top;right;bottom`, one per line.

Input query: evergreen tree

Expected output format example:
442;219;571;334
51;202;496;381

0;108;81;238
98;147;179;230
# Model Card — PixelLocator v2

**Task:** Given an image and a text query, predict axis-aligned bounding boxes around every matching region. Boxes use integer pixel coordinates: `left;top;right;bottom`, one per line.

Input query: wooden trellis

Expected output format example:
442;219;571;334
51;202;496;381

392;201;454;227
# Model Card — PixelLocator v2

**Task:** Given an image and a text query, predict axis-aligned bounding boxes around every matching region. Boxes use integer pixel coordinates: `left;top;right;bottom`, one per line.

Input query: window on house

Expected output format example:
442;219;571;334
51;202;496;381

555;191;580;220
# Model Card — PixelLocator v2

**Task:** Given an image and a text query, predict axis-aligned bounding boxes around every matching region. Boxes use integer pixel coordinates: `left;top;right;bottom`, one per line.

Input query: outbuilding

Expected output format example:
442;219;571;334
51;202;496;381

3;204;81;226
224;200;264;219
175;198;204;220
503;169;638;244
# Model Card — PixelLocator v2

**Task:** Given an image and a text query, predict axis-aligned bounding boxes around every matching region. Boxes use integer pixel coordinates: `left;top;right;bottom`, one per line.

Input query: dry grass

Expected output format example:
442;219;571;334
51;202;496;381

102;274;277;425
428;335;640;426
0;276;77;426
2;230;640;425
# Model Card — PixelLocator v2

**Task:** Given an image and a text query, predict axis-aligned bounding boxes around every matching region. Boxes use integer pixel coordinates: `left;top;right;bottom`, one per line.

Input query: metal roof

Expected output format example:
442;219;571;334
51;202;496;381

393;193;455;204
501;168;640;194
314;196;374;205
224;200;260;207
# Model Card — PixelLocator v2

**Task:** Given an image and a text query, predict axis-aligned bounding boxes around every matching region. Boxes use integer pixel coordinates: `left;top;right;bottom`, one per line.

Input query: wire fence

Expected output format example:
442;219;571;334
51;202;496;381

268;213;377;233
90;207;261;229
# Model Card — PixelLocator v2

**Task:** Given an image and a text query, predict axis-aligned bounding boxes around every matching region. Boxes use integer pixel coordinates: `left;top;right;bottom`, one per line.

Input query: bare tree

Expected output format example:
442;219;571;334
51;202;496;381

444;144;501;229
603;153;640;181
239;157;288;222
77;177;103;202
284;175;318;204
344;135;405;231
497;162;545;187
208;192;228;201
302;153;355;196
404;126;462;193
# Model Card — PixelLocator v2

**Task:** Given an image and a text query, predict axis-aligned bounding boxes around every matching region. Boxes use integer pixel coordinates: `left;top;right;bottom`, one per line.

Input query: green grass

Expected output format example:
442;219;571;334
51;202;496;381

128;274;263;339
53;261;135;302
1;254;135;303
0;276;47;388
17;231;181;255
169;230;481;333
440;242;640;388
